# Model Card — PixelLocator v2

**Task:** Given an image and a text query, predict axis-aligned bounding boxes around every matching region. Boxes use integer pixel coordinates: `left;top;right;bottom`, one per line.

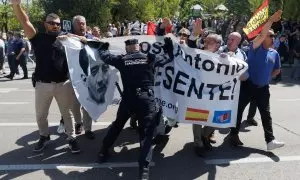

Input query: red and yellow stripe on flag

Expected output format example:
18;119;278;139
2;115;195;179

243;0;269;39
185;108;209;122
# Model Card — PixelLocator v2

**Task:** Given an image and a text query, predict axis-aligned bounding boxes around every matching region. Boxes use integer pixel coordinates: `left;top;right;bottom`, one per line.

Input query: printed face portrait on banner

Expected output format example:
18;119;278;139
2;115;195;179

79;47;110;104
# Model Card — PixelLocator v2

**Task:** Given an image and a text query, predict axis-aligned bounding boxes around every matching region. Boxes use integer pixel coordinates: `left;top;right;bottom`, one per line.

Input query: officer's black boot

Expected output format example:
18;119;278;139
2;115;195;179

139;166;149;180
97;148;110;163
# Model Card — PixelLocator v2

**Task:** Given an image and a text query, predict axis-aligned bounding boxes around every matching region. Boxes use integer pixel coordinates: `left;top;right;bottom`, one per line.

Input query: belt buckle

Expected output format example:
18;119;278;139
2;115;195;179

136;88;142;96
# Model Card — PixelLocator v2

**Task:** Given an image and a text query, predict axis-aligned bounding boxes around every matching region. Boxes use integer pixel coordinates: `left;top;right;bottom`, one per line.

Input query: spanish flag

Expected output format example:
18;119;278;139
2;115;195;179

243;0;269;39
185;108;209;122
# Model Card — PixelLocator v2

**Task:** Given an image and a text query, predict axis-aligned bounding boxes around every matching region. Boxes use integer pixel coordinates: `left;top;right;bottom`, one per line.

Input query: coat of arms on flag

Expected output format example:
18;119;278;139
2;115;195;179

213;110;231;124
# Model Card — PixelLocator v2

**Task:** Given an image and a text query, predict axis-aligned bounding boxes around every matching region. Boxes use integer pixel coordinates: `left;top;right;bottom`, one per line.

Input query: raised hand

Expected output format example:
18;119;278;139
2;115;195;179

192;18;202;36
270;10;282;23
10;0;21;5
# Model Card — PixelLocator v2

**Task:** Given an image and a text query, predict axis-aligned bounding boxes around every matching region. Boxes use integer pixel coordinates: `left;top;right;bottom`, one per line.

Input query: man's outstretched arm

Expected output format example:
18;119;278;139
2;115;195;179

11;0;36;39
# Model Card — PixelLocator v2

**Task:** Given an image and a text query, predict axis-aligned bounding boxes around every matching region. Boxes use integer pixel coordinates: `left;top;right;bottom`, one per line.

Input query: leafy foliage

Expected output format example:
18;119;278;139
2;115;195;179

0;0;298;33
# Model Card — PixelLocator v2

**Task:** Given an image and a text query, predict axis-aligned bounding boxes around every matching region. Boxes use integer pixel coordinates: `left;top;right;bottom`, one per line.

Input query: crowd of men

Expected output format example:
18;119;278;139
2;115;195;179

3;0;298;179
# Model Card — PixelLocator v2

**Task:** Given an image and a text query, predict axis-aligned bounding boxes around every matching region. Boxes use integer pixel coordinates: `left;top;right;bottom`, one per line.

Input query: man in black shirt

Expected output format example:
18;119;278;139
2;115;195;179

11;0;80;154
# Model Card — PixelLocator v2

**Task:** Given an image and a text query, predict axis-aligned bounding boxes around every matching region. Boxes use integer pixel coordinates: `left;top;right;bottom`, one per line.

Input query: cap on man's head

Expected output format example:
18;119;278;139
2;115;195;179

125;39;138;46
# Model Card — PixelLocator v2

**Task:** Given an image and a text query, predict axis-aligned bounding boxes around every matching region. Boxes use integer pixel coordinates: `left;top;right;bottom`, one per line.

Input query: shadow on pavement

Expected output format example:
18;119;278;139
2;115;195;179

0;125;141;180
0;125;280;180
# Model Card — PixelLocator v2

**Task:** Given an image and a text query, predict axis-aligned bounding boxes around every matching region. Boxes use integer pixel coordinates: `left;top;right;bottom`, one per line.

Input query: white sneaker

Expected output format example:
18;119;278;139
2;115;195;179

267;140;285;151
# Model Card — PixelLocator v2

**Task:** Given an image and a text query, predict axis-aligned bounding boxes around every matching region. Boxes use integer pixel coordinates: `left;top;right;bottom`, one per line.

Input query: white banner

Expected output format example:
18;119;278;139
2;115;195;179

61;35;248;128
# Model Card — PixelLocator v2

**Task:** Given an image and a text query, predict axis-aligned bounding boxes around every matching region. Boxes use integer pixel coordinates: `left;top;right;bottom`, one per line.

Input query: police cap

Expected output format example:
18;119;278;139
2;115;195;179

125;39;138;46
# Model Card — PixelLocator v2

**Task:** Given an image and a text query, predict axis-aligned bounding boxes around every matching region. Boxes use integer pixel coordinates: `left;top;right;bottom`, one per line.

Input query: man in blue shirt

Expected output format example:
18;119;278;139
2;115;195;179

10;32;28;79
5;31;16;79
230;10;285;151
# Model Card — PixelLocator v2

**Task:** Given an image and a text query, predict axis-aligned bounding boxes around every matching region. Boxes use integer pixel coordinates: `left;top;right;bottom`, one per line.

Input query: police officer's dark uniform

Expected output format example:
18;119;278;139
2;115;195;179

97;38;173;180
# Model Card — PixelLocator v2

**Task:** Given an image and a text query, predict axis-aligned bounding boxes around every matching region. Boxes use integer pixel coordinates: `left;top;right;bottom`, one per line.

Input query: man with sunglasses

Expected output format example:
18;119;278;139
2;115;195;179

11;0;80;154
178;28;190;44
230;10;285;150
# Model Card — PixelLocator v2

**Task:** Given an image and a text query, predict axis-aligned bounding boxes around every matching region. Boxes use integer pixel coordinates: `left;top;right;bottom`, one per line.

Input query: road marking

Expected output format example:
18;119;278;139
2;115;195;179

0;102;30;105
276;99;300;102
0;88;34;93
0;162;155;171
15;89;34;92
205;156;300;165
0;122;112;127
0;88;18;93
0;81;32;84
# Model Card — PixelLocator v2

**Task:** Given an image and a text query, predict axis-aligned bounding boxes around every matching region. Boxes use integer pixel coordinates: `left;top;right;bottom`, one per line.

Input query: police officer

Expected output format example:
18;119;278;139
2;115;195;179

96;38;173;180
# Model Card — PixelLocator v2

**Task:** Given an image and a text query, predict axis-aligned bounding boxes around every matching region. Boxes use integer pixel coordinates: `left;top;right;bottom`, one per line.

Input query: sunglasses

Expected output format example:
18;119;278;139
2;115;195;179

179;33;188;37
46;21;61;26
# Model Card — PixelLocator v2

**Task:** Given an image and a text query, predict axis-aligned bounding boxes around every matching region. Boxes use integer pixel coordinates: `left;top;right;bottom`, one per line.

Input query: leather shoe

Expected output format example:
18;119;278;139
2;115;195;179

246;118;258;126
96;149;110;163
230;134;244;146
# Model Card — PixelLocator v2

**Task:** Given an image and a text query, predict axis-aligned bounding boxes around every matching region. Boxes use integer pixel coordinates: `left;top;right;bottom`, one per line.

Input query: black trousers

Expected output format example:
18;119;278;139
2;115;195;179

247;100;257;120
7;54;16;75
7;55;27;77
14;55;28;77
231;80;275;143
102;88;157;168
0;56;4;71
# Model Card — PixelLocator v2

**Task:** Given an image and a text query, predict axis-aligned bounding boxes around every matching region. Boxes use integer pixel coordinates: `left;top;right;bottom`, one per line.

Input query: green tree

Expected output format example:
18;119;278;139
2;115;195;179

40;0;112;30
225;0;251;16
0;0;10;32
282;0;299;20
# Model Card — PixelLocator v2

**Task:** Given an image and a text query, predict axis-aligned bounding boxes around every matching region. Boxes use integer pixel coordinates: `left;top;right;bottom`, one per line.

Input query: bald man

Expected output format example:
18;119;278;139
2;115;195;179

219;32;258;146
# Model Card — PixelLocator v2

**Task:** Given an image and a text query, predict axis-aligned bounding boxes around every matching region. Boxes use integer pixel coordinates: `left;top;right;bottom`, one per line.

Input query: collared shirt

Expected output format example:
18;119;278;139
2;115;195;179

7;38;15;55
219;45;249;79
13;38;26;55
248;43;281;86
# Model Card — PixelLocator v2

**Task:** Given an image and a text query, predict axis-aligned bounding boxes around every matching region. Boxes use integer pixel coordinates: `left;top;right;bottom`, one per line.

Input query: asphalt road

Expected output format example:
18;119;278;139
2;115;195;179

0;63;300;180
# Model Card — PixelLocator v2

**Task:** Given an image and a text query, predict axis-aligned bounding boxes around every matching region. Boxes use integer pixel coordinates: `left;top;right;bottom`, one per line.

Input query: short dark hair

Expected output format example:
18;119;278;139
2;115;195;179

14;32;22;38
45;13;60;21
